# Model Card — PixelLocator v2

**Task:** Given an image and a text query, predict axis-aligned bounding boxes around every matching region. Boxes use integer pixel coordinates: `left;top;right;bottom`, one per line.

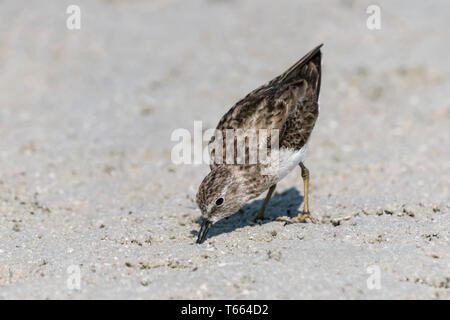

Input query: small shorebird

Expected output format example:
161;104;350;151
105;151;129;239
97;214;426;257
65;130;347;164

196;44;323;244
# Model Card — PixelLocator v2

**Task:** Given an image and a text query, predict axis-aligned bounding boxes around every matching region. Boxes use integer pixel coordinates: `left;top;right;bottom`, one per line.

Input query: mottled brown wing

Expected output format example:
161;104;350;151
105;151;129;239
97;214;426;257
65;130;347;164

209;44;323;168
279;46;322;150
277;44;322;91
208;92;290;169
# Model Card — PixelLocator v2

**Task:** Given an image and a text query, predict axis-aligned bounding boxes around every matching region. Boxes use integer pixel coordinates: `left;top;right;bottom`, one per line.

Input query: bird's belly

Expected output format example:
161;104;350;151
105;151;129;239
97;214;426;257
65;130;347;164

263;145;308;182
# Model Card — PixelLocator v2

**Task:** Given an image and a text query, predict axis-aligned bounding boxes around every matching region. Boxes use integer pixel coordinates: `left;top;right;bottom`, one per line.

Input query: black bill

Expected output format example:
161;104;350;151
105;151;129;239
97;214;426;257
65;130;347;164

196;219;212;244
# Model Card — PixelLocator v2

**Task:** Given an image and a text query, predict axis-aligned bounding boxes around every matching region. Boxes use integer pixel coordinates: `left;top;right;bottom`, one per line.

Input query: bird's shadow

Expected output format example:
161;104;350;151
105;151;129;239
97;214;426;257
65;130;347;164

191;187;303;241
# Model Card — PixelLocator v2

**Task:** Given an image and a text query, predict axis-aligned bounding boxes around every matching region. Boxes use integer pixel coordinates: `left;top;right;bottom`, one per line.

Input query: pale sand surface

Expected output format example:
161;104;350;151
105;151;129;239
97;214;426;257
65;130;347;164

0;0;448;299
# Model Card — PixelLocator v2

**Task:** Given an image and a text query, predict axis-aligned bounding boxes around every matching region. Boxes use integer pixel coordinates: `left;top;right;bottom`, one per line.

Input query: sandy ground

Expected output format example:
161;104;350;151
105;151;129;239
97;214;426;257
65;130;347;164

0;0;448;299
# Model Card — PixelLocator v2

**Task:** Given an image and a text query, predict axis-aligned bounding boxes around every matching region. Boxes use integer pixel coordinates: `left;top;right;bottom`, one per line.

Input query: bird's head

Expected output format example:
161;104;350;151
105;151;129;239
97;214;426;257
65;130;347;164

195;165;261;244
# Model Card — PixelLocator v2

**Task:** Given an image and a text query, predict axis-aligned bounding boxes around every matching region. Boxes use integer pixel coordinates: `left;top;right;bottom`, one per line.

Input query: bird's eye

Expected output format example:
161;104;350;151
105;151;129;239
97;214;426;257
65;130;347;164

215;197;224;206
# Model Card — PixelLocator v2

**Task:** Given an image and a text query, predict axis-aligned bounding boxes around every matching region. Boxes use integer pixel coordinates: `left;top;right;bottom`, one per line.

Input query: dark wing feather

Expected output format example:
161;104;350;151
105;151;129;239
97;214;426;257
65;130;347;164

209;44;323;168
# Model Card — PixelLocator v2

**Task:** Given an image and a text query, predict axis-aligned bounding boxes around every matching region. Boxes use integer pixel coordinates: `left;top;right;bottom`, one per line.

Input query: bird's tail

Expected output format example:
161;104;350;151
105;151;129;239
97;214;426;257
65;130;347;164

278;44;322;99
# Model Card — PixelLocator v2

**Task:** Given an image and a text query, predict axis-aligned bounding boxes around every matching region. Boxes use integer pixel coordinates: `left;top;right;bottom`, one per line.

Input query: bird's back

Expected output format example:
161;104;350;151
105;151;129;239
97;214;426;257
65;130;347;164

278;45;322;150
209;45;323;168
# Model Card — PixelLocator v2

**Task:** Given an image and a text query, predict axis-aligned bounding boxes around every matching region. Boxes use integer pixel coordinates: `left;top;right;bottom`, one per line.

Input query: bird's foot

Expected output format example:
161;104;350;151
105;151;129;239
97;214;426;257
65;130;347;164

277;211;318;225
254;213;271;223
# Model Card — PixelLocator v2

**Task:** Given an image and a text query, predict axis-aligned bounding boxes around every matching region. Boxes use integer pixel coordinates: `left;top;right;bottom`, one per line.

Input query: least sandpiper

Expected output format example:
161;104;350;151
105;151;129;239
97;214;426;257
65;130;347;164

196;44;323;244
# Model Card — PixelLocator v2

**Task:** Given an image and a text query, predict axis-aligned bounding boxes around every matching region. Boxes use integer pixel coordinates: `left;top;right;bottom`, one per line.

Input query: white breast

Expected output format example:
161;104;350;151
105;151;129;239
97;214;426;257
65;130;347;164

262;144;308;182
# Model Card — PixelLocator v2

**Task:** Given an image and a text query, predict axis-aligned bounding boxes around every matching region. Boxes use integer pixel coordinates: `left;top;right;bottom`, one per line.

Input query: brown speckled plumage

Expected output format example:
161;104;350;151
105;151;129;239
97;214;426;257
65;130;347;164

196;45;323;243
210;44;321;166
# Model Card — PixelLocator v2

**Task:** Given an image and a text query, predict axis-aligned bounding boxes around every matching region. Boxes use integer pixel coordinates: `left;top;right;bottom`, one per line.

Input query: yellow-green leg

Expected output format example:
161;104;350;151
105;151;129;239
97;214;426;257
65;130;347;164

280;163;318;224
255;184;276;221
295;163;317;223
